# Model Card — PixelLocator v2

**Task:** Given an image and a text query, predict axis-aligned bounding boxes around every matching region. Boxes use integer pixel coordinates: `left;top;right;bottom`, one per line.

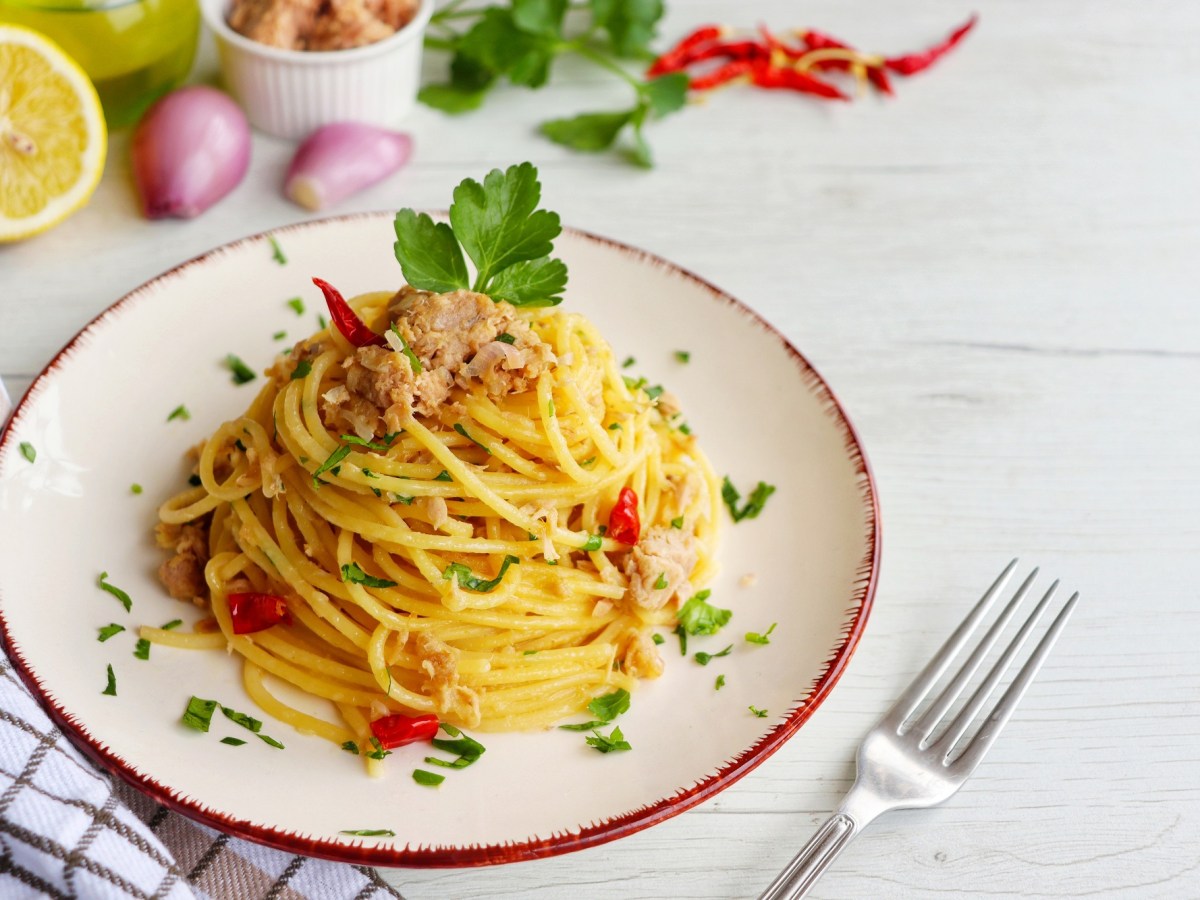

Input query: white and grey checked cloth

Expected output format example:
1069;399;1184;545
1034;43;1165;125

0;655;405;900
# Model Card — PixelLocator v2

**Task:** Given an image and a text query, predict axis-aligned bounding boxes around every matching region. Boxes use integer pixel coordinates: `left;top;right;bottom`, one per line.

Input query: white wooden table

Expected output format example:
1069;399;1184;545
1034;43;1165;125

3;1;1198;896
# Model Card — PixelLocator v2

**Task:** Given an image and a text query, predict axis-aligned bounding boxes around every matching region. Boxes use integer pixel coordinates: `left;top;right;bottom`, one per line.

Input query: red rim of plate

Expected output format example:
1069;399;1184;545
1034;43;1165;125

0;215;881;867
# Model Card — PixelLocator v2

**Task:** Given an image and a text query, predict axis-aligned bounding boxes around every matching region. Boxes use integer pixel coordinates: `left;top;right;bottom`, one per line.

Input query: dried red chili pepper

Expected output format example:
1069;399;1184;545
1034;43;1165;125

689;58;757;90
751;64;849;101
800;29;893;95
227;592;290;635
648;25;724;76
312;277;386;348
759;24;806;60
369;713;440;749
884;15;977;75
607;487;640;545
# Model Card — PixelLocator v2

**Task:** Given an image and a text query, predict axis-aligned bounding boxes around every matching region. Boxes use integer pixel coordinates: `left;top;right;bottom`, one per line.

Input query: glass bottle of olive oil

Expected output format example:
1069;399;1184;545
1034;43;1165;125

0;0;199;128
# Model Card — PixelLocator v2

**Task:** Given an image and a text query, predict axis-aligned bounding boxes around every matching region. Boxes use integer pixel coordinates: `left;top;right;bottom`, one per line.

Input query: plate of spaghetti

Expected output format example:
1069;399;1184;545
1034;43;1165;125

0;164;879;865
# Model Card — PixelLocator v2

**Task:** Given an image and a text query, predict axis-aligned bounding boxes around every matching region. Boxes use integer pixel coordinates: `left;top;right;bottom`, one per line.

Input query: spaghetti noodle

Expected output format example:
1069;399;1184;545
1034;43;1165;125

151;283;719;759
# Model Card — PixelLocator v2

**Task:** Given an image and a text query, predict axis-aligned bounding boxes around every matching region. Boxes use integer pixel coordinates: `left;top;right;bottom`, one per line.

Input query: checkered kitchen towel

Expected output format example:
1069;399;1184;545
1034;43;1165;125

0;657;403;900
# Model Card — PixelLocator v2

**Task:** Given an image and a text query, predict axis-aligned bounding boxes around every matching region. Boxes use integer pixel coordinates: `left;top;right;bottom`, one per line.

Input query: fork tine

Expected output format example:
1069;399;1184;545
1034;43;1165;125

912;567;1040;745
933;579;1059;756
884;559;1018;732
951;591;1080;775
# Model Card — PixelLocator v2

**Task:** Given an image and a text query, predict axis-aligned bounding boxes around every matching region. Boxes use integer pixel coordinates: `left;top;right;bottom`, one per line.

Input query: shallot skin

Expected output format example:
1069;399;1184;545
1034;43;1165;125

284;122;412;211
132;86;251;219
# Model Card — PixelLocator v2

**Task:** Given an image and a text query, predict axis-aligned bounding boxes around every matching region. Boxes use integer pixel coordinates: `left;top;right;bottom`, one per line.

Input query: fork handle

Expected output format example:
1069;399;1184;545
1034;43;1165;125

758;811;863;900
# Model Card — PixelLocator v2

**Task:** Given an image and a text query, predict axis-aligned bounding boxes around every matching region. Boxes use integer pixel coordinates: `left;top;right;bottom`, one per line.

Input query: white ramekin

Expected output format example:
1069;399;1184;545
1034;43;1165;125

199;0;434;140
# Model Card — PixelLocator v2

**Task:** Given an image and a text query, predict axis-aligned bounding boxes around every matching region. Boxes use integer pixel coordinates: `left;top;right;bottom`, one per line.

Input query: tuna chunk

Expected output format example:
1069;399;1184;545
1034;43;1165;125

156;521;210;602
227;0;417;50
623;525;698;611
415;632;481;727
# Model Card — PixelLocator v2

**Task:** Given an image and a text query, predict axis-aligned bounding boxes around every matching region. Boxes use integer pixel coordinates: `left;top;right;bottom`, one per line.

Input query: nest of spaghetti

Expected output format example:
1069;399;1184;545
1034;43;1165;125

152;285;719;748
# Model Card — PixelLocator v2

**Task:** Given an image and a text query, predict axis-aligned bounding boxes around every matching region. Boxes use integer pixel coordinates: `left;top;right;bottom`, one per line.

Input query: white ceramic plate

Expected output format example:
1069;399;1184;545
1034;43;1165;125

0;216;878;866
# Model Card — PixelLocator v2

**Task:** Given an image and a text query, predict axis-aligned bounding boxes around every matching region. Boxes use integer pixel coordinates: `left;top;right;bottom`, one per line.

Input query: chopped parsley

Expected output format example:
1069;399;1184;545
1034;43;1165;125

621;356;636;368
317;314;329;330
523;649;539;656
97;572;132;613
366;737;391;760
721;477;777;523
341;563;398;589
651;633;665;645
433;470;453;482
340;828;396;836
496;332;516;344
97;624;125;642
746;623;778;645
225;354;257;385
586;726;631;754
608;422;621;430
694;644;732;666
582;533;603;552
412;769;445;787
715;674;726;691
290;359;312;380
678;422;692;436
167;405;190;422
312;445;352;487
181;696;218;732
341;741;360;754
387;323;423;374
268;234;287;265
425;731;486;768
341;433;398;453
133;638;151;660
580;456;596;468
589;689;630;721
674;625;687;656
161;619;183;631
257;734;285;749
670;516;684;529
101;664;116;696
18;442;35;463
749;705;769;718
442;555;519;593
222;706;263;733
675;350;690;363
273;330;287;341
287;297;305;315
677;590;731;636
453;423;490;452
392;494;415;505
220;737;247;746
653;572;668;590
129;483;143;496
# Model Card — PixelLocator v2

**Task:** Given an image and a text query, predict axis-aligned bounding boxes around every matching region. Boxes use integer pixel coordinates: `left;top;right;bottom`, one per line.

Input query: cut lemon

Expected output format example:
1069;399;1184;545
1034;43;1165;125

0;25;106;242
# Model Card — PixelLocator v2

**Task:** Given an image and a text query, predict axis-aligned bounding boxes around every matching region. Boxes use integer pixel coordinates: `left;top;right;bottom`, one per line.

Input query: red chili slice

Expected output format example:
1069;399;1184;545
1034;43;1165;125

312;277;386;348
227;592;290;635
607;487;641;545
369;713;440;749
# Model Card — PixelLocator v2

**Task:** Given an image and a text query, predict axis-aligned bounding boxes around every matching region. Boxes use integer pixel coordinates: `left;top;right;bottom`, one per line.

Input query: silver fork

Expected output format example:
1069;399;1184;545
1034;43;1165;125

760;560;1079;899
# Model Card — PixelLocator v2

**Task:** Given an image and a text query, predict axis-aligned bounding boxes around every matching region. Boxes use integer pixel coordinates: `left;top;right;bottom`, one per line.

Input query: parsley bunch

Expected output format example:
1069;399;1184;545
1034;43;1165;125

393;162;568;307
421;2;689;166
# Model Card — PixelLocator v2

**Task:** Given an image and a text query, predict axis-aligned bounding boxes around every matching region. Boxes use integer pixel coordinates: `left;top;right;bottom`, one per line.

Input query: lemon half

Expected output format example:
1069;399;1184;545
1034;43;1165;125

0;24;107;242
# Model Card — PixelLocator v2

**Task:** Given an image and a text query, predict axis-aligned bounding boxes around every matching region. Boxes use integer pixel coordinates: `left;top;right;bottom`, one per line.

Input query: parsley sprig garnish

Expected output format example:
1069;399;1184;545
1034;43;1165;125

393;162;567;307
722;477;777;523
677;590;732;636
421;6;688;166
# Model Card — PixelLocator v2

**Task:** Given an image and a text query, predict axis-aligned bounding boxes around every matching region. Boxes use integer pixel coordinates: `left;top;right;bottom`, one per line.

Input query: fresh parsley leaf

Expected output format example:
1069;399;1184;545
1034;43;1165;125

450;162;562;294
290;359;312;380
677;590;731;636
485;256;567;307
586;725;632;753
749;705;769;718
674;624;687;655
222;706;263;733
457;9;555;88
670;516;684;529
226;354;256;385
386;322;424;374
267;234;287;265
18;441;35;462
643;72;689;116
653;572;668;590
412;769;446;787
512;0;568;36
273;330;287;340
651;632;665;645
340;434;397;453
393;209;471;293
496;332;517;344
97;624;125;642
453;423;491;453
392;494;415;505
220;737;247;746
162;619;183;630
622;356;636;368
582;533;603;552
130;483;143;494
587;689;630;722
342;563;398;589
257;733;285;749
317;314;328;330
674;349;691;364
340;828;397;836
367;736;391;760
694;644;732;666
722;477;777;523
342;741;360;754
418;82;492;114
287;297;305;315
541;110;632;152
442;555;519;593
97;572;132;612
558;720;606;732
434;469;453;482
181;696;218;732
715;674;726;691
133;638;150;660
101;664;116;696
312;445;351;487
746;623;778;645
167;405;190;422
439;723;462;737
426;732;486;768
